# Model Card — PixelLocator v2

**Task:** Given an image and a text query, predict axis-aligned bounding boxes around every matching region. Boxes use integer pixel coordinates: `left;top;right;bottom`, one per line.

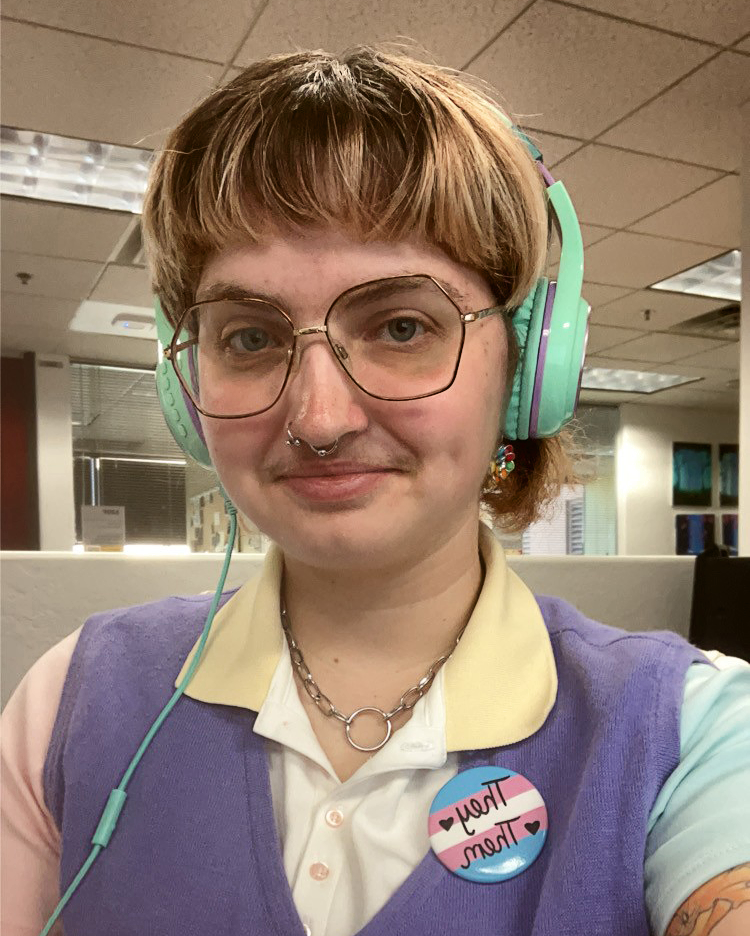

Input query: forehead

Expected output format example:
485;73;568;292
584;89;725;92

195;225;493;313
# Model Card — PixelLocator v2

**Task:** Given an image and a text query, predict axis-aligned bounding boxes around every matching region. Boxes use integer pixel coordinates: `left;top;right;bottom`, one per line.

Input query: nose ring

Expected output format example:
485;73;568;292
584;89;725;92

286;425;339;457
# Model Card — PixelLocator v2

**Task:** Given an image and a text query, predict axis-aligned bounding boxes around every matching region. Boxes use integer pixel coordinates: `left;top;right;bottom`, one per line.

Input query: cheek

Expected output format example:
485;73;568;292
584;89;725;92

199;414;268;482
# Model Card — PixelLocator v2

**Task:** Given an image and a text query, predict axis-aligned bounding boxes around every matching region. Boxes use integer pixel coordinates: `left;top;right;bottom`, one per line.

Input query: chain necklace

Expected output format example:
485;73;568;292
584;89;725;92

280;596;468;753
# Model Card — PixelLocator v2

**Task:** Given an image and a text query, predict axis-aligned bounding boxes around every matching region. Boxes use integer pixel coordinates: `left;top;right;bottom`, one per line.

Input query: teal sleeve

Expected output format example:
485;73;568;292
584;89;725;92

644;654;750;936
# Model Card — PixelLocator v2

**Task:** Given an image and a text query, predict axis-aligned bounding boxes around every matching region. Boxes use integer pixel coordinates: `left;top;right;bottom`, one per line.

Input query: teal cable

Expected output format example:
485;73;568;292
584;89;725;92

38;503;238;936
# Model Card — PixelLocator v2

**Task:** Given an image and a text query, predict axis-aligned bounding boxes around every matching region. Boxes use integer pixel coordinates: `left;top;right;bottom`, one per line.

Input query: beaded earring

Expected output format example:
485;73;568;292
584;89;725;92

490;443;516;484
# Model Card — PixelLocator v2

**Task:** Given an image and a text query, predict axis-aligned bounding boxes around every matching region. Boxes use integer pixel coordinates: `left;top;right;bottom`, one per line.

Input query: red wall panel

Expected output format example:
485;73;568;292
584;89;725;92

1;354;39;549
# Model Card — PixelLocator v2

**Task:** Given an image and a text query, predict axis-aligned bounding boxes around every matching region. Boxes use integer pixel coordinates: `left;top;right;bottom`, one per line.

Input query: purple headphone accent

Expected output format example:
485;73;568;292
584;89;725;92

529;281;557;438
538;163;556;187
182;345;207;445
179;383;207;445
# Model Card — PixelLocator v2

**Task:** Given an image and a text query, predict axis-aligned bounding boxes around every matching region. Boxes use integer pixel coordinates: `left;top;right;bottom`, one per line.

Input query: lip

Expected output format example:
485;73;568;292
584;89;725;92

279;466;396;502
280;462;389;479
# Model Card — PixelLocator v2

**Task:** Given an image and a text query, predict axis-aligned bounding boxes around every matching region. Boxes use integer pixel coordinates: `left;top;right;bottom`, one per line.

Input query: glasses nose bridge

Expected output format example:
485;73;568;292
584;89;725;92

288;322;350;387
294;324;328;338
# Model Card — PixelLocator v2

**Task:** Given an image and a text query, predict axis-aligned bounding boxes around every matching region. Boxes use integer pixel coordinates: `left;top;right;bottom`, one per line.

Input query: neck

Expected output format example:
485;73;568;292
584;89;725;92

281;516;485;677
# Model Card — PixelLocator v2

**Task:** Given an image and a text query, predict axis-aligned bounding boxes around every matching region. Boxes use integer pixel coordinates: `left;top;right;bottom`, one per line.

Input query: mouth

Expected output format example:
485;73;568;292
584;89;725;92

278;463;398;502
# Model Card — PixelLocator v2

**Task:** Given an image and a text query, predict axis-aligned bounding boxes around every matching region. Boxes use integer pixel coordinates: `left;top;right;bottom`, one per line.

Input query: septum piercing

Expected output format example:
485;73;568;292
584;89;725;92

286;425;339;457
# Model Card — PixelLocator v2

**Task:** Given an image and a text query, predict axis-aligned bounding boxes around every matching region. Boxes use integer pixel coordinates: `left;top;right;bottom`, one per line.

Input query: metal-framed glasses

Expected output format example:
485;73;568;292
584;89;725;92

164;274;507;419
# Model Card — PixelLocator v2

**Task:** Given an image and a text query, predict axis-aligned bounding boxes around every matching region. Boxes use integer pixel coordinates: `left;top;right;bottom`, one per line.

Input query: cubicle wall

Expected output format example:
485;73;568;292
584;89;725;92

1;552;696;707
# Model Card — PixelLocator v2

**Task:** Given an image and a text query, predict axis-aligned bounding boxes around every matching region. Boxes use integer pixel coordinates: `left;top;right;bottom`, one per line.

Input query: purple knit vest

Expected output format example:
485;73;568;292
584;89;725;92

44;593;705;935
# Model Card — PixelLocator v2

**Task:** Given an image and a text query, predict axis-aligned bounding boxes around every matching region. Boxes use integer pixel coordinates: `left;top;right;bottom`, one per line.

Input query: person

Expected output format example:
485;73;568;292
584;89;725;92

2;46;749;936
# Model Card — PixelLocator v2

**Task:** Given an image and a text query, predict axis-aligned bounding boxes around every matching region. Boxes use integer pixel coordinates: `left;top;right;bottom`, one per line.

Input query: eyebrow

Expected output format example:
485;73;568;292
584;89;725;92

194;275;470;309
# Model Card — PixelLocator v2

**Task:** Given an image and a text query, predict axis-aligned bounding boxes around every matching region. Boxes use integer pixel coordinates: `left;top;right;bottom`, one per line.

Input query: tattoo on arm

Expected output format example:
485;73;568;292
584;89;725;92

665;863;750;935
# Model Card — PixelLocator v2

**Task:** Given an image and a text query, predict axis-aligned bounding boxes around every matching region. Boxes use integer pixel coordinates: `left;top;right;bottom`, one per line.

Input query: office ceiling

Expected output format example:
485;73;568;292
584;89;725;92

1;0;748;411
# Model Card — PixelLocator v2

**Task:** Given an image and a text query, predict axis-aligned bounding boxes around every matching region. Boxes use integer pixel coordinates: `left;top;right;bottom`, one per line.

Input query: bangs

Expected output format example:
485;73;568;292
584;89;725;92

144;48;548;325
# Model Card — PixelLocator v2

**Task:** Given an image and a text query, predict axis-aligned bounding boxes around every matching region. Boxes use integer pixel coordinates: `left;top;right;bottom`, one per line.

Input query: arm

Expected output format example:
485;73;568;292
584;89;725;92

0;629;80;936
666;864;750;935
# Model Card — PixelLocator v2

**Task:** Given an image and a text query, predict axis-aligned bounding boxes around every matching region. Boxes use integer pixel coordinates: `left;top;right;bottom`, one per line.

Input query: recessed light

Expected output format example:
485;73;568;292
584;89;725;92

1;126;153;213
581;367;702;393
650;250;740;302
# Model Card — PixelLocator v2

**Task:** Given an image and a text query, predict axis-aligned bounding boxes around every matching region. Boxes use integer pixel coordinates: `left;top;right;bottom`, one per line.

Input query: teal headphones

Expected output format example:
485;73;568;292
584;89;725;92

154;119;590;465
39;114;590;936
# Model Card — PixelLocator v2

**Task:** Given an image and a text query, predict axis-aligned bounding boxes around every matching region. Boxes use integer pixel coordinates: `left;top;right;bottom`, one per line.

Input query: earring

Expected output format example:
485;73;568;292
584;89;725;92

490;443;516;484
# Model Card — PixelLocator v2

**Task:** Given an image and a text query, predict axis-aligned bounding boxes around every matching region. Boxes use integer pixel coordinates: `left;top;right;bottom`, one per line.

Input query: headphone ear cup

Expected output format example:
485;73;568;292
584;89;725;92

154;298;213;468
155;360;213;467
503;279;548;442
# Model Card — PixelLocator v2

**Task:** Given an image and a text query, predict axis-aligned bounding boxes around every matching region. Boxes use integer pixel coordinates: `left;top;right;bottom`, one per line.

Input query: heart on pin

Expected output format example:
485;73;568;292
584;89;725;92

439;817;454;832
524;821;540;835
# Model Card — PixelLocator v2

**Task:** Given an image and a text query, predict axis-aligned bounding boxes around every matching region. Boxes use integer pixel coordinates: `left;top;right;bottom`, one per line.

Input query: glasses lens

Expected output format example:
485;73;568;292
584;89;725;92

176;300;293;417
327;278;463;399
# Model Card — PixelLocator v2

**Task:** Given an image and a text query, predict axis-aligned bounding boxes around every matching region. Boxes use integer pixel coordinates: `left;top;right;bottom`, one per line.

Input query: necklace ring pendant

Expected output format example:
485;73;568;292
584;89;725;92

345;706;393;752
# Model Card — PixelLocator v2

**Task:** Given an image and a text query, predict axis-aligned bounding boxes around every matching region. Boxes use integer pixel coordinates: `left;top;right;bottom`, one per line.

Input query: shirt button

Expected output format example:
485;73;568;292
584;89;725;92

303;926;312;936
325;808;344;828
309;862;329;881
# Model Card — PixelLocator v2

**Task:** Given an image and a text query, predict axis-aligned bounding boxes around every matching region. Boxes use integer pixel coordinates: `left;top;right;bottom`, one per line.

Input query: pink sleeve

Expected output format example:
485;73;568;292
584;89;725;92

1;630;81;936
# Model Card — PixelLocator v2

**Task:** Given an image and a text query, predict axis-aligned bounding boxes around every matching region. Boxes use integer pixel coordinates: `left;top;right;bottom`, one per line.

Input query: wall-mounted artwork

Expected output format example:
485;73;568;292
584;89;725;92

721;514;738;556
675;514;716;556
719;444;739;507
673;443;712;507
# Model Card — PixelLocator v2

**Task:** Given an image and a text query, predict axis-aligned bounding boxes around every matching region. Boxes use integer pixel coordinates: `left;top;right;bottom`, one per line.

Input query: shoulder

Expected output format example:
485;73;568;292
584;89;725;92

72;590;238;668
535;593;706;660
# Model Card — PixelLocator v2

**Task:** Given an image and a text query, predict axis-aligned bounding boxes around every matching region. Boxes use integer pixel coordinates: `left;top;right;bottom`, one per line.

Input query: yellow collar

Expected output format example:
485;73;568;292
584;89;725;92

176;523;557;750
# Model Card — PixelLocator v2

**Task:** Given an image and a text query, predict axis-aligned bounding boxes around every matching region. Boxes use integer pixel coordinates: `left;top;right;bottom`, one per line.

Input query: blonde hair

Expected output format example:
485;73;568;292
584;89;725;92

142;45;578;532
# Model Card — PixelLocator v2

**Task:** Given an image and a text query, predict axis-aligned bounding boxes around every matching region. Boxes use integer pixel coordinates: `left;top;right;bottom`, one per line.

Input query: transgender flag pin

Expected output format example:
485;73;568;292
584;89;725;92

428;766;548;883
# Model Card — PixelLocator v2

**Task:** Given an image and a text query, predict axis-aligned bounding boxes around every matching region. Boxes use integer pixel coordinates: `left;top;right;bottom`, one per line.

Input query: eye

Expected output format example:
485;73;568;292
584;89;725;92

383;317;424;343
226;327;276;353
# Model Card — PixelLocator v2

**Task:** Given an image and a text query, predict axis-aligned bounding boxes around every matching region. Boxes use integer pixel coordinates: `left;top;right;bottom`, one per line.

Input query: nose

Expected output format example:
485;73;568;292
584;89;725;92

282;335;368;446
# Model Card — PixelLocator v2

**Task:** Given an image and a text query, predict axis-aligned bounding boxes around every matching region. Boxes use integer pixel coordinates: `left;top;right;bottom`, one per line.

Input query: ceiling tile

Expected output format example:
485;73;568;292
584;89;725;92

582;232;721;288
553;144;719;227
596;331;728;363
2;252;102;301
636;385;738;411
584;354;667;370
589;288;726;329
89;265;154;307
468;1;714;138
525;130;585;166
57;331;158;367
599;52;750;171
547;223;615;265
629;174;741;247
235;0;531;71
673;341;740;369
649;363;739;392
586;324;645;354
0;198;133;262
735;37;750;52
1;22;222;148
578;389;647;406
571;0;750;46
1;0;264;62
1;292;80;329
581;283;634;308
1;321;66;355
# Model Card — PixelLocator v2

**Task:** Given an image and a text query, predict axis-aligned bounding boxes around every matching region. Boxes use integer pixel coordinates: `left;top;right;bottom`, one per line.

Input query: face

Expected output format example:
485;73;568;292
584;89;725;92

196;225;507;571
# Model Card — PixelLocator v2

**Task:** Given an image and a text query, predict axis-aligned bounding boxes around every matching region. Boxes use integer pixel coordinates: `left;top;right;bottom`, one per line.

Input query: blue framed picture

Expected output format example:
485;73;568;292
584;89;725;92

675;514;716;556
673;443;712;507
721;514;738;556
719;444;739;508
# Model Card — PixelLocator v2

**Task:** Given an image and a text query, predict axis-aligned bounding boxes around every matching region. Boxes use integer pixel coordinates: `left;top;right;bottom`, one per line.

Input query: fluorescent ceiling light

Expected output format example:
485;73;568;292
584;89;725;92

0;126;152;212
581;367;702;394
650;250;740;302
70;301;157;340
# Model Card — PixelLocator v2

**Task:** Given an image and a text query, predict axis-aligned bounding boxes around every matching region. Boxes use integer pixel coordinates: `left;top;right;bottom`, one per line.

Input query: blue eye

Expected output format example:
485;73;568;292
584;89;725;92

228;328;273;352
385;318;424;342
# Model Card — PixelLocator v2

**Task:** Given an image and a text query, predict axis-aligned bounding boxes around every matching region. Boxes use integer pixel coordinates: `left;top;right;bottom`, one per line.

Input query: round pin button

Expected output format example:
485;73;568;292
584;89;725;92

429;766;547;883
